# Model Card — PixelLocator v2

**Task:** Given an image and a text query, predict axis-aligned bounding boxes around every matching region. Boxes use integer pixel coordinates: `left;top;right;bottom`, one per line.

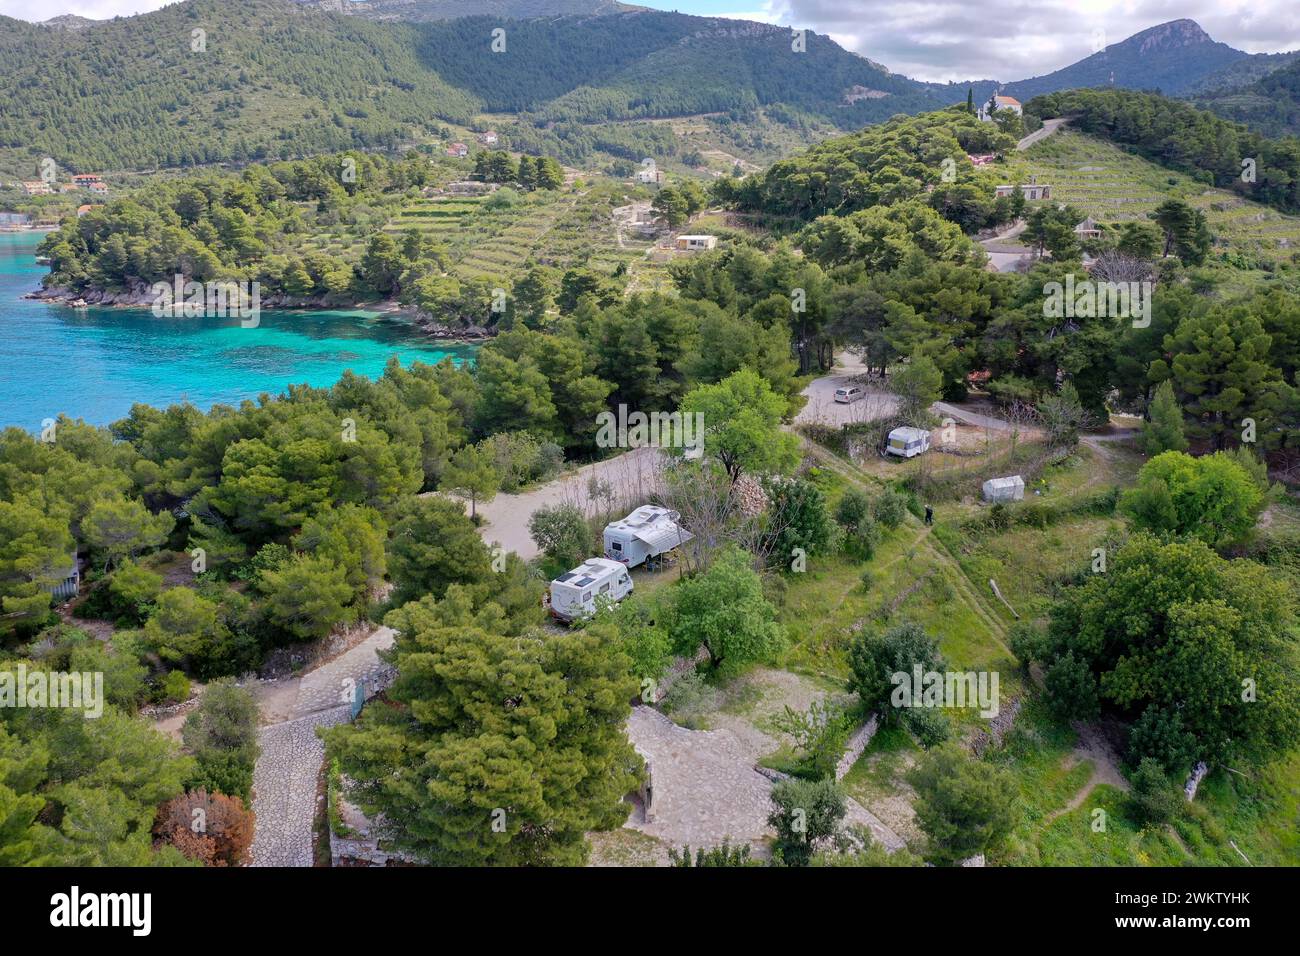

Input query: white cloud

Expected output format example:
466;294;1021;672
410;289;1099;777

0;0;171;21
773;0;1300;81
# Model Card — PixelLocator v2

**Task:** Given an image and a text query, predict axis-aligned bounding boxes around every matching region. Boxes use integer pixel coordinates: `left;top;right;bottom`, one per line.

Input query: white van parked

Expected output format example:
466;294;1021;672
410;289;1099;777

548;558;633;623
834;384;865;404
603;505;693;569
886;426;931;458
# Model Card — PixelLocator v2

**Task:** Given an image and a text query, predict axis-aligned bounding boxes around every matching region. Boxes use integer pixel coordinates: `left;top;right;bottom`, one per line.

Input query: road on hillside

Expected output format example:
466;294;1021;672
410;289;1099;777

1017;117;1067;151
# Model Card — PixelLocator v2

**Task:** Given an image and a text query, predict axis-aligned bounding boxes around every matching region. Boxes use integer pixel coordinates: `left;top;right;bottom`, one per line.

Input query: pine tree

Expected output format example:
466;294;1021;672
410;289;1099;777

1143;379;1188;455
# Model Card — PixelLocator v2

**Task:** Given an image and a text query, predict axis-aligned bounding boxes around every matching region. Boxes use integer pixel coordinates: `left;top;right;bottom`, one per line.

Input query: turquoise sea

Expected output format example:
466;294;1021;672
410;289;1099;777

0;230;475;430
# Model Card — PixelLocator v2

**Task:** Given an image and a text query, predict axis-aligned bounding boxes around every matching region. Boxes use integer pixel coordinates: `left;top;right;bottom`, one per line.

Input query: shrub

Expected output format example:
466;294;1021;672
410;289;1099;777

154;790;255;866
182;681;260;801
872;487;909;529
157;669;192;705
1129;758;1184;826
834;488;871;534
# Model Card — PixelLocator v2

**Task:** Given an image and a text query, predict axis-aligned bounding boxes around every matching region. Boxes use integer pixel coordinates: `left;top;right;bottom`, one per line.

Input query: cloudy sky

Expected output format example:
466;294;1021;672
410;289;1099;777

5;0;1300;82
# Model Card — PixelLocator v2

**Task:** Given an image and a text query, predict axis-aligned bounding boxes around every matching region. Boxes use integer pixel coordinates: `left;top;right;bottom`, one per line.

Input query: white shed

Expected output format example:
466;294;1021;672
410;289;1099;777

982;475;1025;503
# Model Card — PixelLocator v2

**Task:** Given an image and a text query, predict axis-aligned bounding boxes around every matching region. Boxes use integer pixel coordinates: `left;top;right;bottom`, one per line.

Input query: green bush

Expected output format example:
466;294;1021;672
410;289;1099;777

872;487;909;529
156;669;191;704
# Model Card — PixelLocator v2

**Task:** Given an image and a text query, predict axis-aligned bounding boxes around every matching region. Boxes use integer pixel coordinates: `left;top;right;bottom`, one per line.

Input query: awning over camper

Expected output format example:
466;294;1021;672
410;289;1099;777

633;523;693;553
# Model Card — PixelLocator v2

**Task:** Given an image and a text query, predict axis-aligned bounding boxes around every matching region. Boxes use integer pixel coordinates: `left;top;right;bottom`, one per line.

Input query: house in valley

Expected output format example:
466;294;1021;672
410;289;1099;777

447;142;469;158
478;130;499;145
20;181;52;195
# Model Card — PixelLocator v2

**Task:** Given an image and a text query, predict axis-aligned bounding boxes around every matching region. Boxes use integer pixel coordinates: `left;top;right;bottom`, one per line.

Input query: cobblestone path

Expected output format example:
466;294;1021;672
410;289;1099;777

248;627;397;867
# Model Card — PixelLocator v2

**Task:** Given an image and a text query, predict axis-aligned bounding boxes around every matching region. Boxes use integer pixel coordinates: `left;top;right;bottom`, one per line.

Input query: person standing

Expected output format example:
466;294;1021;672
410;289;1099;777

924;504;934;526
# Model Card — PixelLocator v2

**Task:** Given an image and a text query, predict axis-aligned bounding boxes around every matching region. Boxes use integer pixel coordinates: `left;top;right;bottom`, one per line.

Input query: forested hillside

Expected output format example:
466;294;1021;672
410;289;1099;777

1196;57;1300;138
0;0;479;174
0;0;952;177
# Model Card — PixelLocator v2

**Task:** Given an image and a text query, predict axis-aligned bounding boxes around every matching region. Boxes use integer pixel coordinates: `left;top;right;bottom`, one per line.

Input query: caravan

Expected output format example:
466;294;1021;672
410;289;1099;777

886;426;931;458
603;505;693;569
548;558;633;623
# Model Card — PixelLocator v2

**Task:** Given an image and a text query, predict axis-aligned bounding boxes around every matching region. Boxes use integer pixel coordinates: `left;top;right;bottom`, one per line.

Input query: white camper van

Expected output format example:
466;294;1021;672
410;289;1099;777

886;426;931;458
603;505;693;569
548;558;633;623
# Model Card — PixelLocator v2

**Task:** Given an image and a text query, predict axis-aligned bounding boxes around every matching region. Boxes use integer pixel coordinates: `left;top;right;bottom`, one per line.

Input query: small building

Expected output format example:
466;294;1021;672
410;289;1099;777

675;234;717;252
20;181;52;195
967;153;996;167
76;204;100;217
978;94;1023;122
886;426;931;458
446;142;469;158
603;505;693;569
635;167;664;185
1074;216;1102;239
547;558;633;624
71;173;103;187
478;130;498;145
995;182;1052;201
982;475;1025;503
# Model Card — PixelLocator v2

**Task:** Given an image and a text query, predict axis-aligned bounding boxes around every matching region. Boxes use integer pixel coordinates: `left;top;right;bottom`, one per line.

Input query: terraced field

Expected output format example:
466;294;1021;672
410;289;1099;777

1016;130;1300;271
383;197;486;242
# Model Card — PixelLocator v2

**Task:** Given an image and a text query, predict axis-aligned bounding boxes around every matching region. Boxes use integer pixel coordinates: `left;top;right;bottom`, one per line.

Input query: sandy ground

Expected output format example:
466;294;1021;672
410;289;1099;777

437;445;666;560
794;352;899;428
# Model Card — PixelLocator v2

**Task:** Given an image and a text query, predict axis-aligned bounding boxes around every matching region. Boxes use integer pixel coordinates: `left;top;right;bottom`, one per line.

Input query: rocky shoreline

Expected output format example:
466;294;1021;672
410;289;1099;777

23;284;493;342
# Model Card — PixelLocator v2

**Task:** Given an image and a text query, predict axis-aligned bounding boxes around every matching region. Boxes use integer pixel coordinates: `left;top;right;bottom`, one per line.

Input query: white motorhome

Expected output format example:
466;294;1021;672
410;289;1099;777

886;426;931;458
603;505;693;569
548;558;633;623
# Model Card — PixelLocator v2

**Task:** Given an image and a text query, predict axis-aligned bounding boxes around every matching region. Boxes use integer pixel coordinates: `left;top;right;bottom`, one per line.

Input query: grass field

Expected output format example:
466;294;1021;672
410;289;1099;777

783;427;1300;866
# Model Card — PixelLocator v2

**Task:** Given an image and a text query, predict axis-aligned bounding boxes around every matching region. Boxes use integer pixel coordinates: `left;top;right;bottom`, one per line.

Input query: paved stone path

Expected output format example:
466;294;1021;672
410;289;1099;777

248;627;397;867
626;706;904;856
248;707;350;866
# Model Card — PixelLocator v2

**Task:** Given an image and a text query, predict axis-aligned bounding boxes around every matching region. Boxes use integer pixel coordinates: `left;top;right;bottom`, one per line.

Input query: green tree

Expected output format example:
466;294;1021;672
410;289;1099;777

1142;379;1188;455
670;545;785;676
143;587;229;674
1119;451;1264;547
527;502;591;569
680;369;800;483
387;495;492;604
890;353;942;424
439;443;499;521
0;497;74;632
1046;534;1300;768
907;745;1019;865
1129;758;1183;826
652;187;690;228
768;777;846;866
322;590;639;865
848;621;945;727
292;504;387;603
81;496;174;572
761;475;832;571
259;553;355;641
